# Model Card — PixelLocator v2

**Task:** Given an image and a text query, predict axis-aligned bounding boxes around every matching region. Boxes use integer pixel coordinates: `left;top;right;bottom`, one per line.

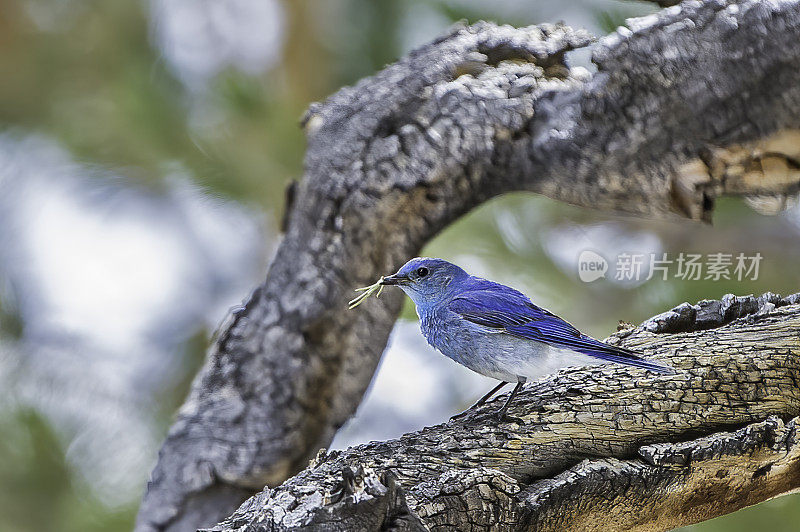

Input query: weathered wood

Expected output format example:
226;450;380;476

137;1;800;530
208;294;800;531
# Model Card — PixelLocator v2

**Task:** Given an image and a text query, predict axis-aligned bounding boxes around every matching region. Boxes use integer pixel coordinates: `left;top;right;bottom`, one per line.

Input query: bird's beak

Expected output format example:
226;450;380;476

380;273;409;286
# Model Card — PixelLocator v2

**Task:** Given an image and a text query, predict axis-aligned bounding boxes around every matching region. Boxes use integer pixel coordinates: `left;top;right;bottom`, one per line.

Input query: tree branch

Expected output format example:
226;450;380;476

137;1;800;530
208;294;800;531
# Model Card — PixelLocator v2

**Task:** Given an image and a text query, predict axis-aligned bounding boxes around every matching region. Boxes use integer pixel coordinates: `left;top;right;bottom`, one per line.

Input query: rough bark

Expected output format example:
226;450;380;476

208;293;800;531
136;1;800;530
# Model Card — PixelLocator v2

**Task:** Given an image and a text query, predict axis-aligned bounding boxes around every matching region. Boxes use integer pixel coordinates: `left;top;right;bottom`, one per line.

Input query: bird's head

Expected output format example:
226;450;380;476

381;257;467;308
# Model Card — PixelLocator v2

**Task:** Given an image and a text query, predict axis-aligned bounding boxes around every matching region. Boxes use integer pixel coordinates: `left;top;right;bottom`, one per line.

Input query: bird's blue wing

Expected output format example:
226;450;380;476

449;285;673;374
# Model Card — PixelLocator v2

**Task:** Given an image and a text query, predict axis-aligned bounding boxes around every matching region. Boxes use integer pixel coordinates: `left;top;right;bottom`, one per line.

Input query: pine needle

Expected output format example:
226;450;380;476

348;277;385;309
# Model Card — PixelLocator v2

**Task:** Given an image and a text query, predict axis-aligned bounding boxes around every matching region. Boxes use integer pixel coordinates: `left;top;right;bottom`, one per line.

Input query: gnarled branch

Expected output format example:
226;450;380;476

137;1;800;530
209;294;800;531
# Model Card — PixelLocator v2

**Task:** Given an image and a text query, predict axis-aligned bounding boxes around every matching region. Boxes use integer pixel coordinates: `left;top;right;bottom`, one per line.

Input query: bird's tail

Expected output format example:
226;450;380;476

576;336;676;374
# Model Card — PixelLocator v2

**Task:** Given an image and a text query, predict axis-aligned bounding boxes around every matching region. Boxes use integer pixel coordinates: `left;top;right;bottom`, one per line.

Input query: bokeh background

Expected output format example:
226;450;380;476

1;1;799;531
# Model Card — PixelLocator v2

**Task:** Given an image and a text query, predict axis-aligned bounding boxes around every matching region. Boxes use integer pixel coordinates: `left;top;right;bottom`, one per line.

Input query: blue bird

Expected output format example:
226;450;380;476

380;257;675;419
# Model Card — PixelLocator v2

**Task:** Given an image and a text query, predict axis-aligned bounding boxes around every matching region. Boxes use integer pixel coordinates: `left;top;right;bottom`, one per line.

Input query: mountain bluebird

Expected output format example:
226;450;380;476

380;257;675;419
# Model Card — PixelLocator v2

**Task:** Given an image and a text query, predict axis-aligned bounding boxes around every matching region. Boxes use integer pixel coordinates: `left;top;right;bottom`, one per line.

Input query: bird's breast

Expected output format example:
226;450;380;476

419;311;448;353
419;310;502;374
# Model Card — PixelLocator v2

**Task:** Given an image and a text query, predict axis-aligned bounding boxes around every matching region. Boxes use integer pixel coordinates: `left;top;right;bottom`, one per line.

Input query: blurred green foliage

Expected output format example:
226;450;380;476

0;409;137;532
0;0;798;530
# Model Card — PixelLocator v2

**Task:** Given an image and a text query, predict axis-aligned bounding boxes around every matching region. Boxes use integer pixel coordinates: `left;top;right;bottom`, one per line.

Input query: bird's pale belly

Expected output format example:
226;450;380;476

422;318;606;382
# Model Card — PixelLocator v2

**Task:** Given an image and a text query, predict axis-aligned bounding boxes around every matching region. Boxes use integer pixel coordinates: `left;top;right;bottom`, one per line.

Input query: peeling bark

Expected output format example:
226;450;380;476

137;1;800;530
208;295;800;531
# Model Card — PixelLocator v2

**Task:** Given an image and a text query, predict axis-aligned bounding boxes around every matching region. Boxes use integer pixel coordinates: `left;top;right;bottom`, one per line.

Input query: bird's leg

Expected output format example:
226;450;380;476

450;381;508;420
475;381;510;407
496;379;526;421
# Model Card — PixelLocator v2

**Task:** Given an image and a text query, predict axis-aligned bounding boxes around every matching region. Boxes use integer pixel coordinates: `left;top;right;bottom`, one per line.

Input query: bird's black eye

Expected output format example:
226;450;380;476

416;267;429;278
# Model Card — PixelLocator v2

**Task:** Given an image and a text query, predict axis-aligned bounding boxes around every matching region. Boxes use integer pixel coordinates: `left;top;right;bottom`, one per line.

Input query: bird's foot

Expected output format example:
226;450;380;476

449;408;473;421
495;412;524;424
